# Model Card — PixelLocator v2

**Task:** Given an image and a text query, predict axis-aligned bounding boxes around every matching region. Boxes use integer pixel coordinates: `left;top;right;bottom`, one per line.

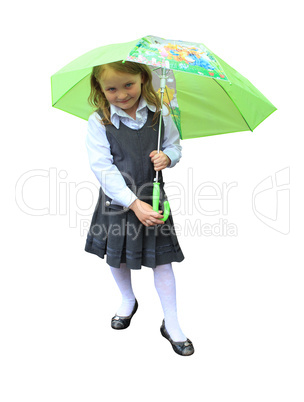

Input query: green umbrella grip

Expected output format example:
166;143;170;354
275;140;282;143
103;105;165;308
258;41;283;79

153;182;170;221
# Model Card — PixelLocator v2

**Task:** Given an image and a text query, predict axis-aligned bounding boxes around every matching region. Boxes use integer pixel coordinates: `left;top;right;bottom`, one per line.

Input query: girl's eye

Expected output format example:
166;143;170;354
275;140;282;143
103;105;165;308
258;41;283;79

107;88;116;92
126;83;133;88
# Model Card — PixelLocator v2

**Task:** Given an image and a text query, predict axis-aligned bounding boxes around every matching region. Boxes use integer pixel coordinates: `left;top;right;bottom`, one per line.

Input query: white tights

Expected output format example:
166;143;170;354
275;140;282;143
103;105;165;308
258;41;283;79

110;263;187;342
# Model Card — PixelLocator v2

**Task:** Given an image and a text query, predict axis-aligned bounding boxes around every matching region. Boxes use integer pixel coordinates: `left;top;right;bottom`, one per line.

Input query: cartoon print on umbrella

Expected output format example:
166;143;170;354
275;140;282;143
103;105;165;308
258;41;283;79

126;36;226;79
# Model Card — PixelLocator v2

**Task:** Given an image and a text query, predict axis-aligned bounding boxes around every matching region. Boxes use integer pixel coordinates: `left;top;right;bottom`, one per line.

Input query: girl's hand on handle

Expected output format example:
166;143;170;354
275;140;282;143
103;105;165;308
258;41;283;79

129;199;164;227
149;150;171;171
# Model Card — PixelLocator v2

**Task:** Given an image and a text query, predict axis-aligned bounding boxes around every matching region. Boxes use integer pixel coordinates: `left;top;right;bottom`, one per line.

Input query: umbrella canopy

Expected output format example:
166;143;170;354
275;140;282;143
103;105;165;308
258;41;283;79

51;35;276;140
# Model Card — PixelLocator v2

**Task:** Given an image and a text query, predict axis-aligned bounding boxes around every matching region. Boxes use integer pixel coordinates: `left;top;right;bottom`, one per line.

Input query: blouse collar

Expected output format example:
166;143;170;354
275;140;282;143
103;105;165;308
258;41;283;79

110;97;156;129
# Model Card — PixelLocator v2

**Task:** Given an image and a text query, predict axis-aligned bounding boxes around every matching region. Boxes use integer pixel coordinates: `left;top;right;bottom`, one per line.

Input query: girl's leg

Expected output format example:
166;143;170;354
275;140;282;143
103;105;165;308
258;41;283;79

110;263;136;316
153;263;187;342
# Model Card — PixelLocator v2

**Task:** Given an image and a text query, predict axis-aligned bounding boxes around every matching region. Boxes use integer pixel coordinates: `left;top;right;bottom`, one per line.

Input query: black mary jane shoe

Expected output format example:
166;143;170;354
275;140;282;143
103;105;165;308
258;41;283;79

111;299;138;330
160;320;195;356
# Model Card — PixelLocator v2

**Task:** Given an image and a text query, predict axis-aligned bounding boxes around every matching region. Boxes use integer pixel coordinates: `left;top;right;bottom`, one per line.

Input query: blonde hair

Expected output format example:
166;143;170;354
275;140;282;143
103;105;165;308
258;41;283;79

88;61;163;125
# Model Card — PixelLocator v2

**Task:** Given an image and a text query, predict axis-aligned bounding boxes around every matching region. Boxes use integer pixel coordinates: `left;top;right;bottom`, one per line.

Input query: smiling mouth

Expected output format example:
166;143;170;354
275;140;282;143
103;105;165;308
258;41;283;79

119;99;131;103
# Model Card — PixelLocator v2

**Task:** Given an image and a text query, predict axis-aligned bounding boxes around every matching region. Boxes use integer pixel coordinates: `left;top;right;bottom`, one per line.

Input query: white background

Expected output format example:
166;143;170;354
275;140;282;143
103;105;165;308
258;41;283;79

1;1;303;401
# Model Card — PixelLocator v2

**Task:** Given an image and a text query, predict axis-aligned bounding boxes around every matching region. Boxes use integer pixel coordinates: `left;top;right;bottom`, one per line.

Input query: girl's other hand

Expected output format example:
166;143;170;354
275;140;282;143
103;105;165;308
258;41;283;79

129;199;164;226
149;150;171;171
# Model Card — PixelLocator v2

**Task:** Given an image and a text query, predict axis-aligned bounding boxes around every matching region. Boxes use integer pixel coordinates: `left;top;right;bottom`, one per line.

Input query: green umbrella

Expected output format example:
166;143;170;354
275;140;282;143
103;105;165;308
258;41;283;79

51;35;276;220
51;35;276;138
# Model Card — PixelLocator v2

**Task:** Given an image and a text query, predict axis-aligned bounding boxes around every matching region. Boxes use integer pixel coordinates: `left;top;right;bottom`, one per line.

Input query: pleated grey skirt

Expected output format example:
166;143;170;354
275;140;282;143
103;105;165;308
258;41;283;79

85;187;184;269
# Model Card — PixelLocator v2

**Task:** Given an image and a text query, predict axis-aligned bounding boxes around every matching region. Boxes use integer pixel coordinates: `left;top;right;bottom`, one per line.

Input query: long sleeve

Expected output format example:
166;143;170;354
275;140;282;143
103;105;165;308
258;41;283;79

85;113;137;207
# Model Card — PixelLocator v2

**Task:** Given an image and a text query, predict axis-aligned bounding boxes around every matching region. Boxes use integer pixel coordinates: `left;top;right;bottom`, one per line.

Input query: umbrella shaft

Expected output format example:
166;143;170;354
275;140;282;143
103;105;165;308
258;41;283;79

156;68;167;183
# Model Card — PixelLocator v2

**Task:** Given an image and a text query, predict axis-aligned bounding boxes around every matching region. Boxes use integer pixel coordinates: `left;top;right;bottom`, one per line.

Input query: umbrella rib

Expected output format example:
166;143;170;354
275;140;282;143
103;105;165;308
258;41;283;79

52;73;90;107
212;79;253;132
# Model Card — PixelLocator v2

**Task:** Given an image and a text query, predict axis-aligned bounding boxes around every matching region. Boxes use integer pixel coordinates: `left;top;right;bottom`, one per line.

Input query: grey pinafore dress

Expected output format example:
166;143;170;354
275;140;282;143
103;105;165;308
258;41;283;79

85;109;184;269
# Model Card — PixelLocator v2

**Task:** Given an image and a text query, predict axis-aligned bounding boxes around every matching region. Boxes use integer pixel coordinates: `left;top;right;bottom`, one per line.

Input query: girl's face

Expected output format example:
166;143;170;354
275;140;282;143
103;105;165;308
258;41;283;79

99;67;144;118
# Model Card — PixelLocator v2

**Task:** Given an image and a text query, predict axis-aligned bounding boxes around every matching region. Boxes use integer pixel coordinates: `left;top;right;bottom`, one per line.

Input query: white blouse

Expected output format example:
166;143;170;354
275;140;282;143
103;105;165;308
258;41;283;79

85;97;182;208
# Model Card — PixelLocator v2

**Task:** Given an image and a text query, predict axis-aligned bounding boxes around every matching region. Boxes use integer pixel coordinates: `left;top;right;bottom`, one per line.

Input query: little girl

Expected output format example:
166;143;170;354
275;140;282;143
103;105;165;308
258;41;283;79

84;61;194;356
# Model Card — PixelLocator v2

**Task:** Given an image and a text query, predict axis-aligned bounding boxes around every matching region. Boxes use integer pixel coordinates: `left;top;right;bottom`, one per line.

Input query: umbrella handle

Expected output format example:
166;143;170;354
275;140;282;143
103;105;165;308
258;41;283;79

153;182;170;222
